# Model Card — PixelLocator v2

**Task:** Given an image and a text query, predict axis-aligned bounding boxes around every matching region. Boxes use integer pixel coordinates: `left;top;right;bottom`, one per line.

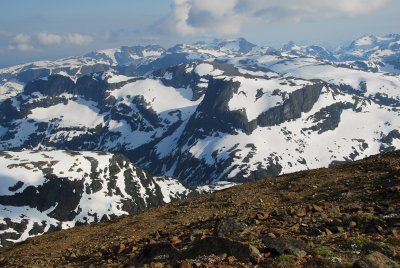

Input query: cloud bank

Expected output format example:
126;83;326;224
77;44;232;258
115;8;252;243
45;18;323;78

161;0;390;35
3;32;94;53
38;32;93;46
8;33;36;52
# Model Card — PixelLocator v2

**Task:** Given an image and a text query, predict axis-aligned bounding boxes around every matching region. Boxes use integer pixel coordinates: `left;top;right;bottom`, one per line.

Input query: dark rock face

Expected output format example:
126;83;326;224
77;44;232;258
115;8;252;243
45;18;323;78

380;130;400;152
17;68;51;83
257;82;324;127
24;75;75;96
0;175;84;221
183;78;253;136
0;99;21;126
74;75;108;103
24;74;108;103
304;102;355;134
155;64;205;101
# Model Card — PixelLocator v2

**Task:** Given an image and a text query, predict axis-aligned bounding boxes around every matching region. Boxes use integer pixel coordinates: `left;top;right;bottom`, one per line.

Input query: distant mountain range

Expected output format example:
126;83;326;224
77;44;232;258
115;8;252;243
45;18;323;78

0;34;399;246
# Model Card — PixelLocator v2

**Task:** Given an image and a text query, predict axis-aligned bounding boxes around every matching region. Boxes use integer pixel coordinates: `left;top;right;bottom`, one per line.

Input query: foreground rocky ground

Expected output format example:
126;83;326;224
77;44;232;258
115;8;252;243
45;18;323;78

1;151;400;267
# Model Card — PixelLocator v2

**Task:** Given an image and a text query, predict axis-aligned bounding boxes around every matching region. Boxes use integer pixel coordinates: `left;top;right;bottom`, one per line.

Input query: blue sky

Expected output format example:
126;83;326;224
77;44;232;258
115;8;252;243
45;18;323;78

0;0;399;67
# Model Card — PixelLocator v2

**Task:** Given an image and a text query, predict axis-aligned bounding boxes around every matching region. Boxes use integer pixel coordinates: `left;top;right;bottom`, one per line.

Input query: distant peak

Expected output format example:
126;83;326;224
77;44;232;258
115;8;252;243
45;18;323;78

282;41;302;51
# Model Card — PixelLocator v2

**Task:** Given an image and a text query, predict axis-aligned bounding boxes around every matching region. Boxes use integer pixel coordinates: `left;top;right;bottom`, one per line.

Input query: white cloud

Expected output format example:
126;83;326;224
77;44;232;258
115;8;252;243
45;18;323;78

8;43;36;52
65;33;93;46
13;33;31;44
38;32;63;45
162;0;390;35
37;32;93;46
8;33;36;52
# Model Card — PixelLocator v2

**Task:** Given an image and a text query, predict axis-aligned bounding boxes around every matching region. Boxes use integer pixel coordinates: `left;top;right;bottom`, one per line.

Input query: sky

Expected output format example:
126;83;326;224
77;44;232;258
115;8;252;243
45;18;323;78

0;0;399;67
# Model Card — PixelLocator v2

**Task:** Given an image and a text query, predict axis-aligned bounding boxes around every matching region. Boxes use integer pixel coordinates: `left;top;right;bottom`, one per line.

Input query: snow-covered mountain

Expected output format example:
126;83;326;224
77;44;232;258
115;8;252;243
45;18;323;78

0;34;399;245
0;150;234;246
280;34;400;73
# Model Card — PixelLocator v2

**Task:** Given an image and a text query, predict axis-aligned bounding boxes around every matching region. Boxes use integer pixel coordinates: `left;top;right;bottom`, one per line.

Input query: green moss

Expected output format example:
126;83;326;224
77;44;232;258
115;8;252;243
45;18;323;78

312;246;334;257
341;236;394;254
272;254;297;268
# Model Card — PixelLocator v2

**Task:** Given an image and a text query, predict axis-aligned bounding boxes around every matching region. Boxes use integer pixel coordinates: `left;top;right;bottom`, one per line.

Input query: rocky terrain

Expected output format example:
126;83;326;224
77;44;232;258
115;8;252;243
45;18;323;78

0;150;399;267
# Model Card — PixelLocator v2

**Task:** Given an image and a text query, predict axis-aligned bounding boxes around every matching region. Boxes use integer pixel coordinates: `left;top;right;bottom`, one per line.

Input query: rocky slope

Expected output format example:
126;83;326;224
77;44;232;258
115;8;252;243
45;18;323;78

0;150;234;247
0;36;399;184
0;150;399;267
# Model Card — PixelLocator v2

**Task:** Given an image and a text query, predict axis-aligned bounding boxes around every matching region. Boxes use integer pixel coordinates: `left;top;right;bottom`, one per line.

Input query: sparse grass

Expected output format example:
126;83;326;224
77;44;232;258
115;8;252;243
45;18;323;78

272;254;297;268
312;246;334;257
341;236;394;254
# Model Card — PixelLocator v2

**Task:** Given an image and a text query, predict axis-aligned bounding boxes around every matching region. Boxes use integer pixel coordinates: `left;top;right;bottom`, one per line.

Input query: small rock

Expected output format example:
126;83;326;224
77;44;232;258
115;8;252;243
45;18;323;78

151;262;164;268
218;253;228;260
324;228;333;236
214;218;247;237
256;212;269;220
287;208;296;216
391;229;398;237
389;186;400;193
179;260;193;268
323;203;333;210
154;232;161;239
353;251;400;268
170;236;182;245
308;227;324;237
227;256;236;264
117;243;126;254
249;245;263;263
366;207;375;213
267;233;276;239
349;221;357;228
263;237;308;258
343;232;348;240
334;226;345;233
263;252;272;258
296;208;307;217
312;205;324;213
